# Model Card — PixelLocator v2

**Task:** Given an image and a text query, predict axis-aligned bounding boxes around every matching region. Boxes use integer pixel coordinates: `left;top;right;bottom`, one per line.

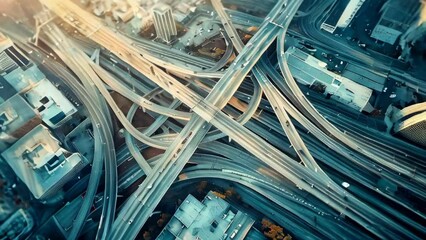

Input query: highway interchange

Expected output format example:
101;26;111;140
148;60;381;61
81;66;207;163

1;0;425;239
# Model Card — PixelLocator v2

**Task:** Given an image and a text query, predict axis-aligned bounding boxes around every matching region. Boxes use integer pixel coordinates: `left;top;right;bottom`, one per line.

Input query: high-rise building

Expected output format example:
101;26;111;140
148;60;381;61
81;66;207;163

152;4;177;43
321;0;365;33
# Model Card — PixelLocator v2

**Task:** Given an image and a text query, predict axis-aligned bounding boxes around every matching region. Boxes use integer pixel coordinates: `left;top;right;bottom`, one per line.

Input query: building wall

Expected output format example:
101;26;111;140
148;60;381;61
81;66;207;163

336;0;365;28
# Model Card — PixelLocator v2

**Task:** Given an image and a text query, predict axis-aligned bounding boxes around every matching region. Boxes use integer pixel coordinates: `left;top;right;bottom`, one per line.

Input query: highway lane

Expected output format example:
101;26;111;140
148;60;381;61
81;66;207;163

43;25;188;153
204;76;263;142
39;0;422;235
5;3;424;238
314;104;426;168
100;1;420;237
264;54;422;186
90;64;188;149
212;0;323;173
78;143;364;239
173;1;422;236
108;1;306;238
217;115;426;232
96;100;426;237
133;43;225;79
223;93;426;226
70;56;426;236
95;65;192;122
108;2;295;238
41;22;266;240
129;30;233;73
129;36;216;70
108;140;372;239
38;26;118;240
123;89;171;174
257;56;426;197
211;0;314;160
276;28;426;186
212;0;244;51
96;54;243;144
300;88;426;161
203;105;424;238
13;35;117;240
289;0;426;94
178;169;355;239
64;7;261;148
125;121;426;235
223;8;263;26
0;14;117;238
259;53;426;168
79;42;194;122
144;46;426;230
253;61;321;171
117;140;391;239
210;31;235;72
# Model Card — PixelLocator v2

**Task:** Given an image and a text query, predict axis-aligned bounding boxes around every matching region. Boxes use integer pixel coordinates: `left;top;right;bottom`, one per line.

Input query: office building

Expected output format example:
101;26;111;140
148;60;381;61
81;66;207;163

0;33;31;75
371;0;420;45
0;95;42;151
285;47;373;112
0;75;16;104
0;33;42;93
0;209;34;239
340;63;386;92
152;4;177;43
321;0;365;33
23;78;77;128
31;196;85;239
1;33;77;129
64;119;95;162
157;191;255;240
1;125;88;199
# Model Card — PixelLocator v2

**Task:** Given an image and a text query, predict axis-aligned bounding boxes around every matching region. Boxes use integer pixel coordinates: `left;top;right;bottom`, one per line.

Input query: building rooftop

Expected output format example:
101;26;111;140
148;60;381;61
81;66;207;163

321;0;364;33
23;78;77;128
64;118;95;162
285;47;373;112
0;32;13;53
0;36;31;76
0;209;34;239
153;3;173;14
0;75;17;104
0;36;76;128
371;0;420;44
157;191;255;240
394;111;426;147
0;94;41;151
2;64;44;92
378;0;419;30
1;125;88;199
341;64;386;92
